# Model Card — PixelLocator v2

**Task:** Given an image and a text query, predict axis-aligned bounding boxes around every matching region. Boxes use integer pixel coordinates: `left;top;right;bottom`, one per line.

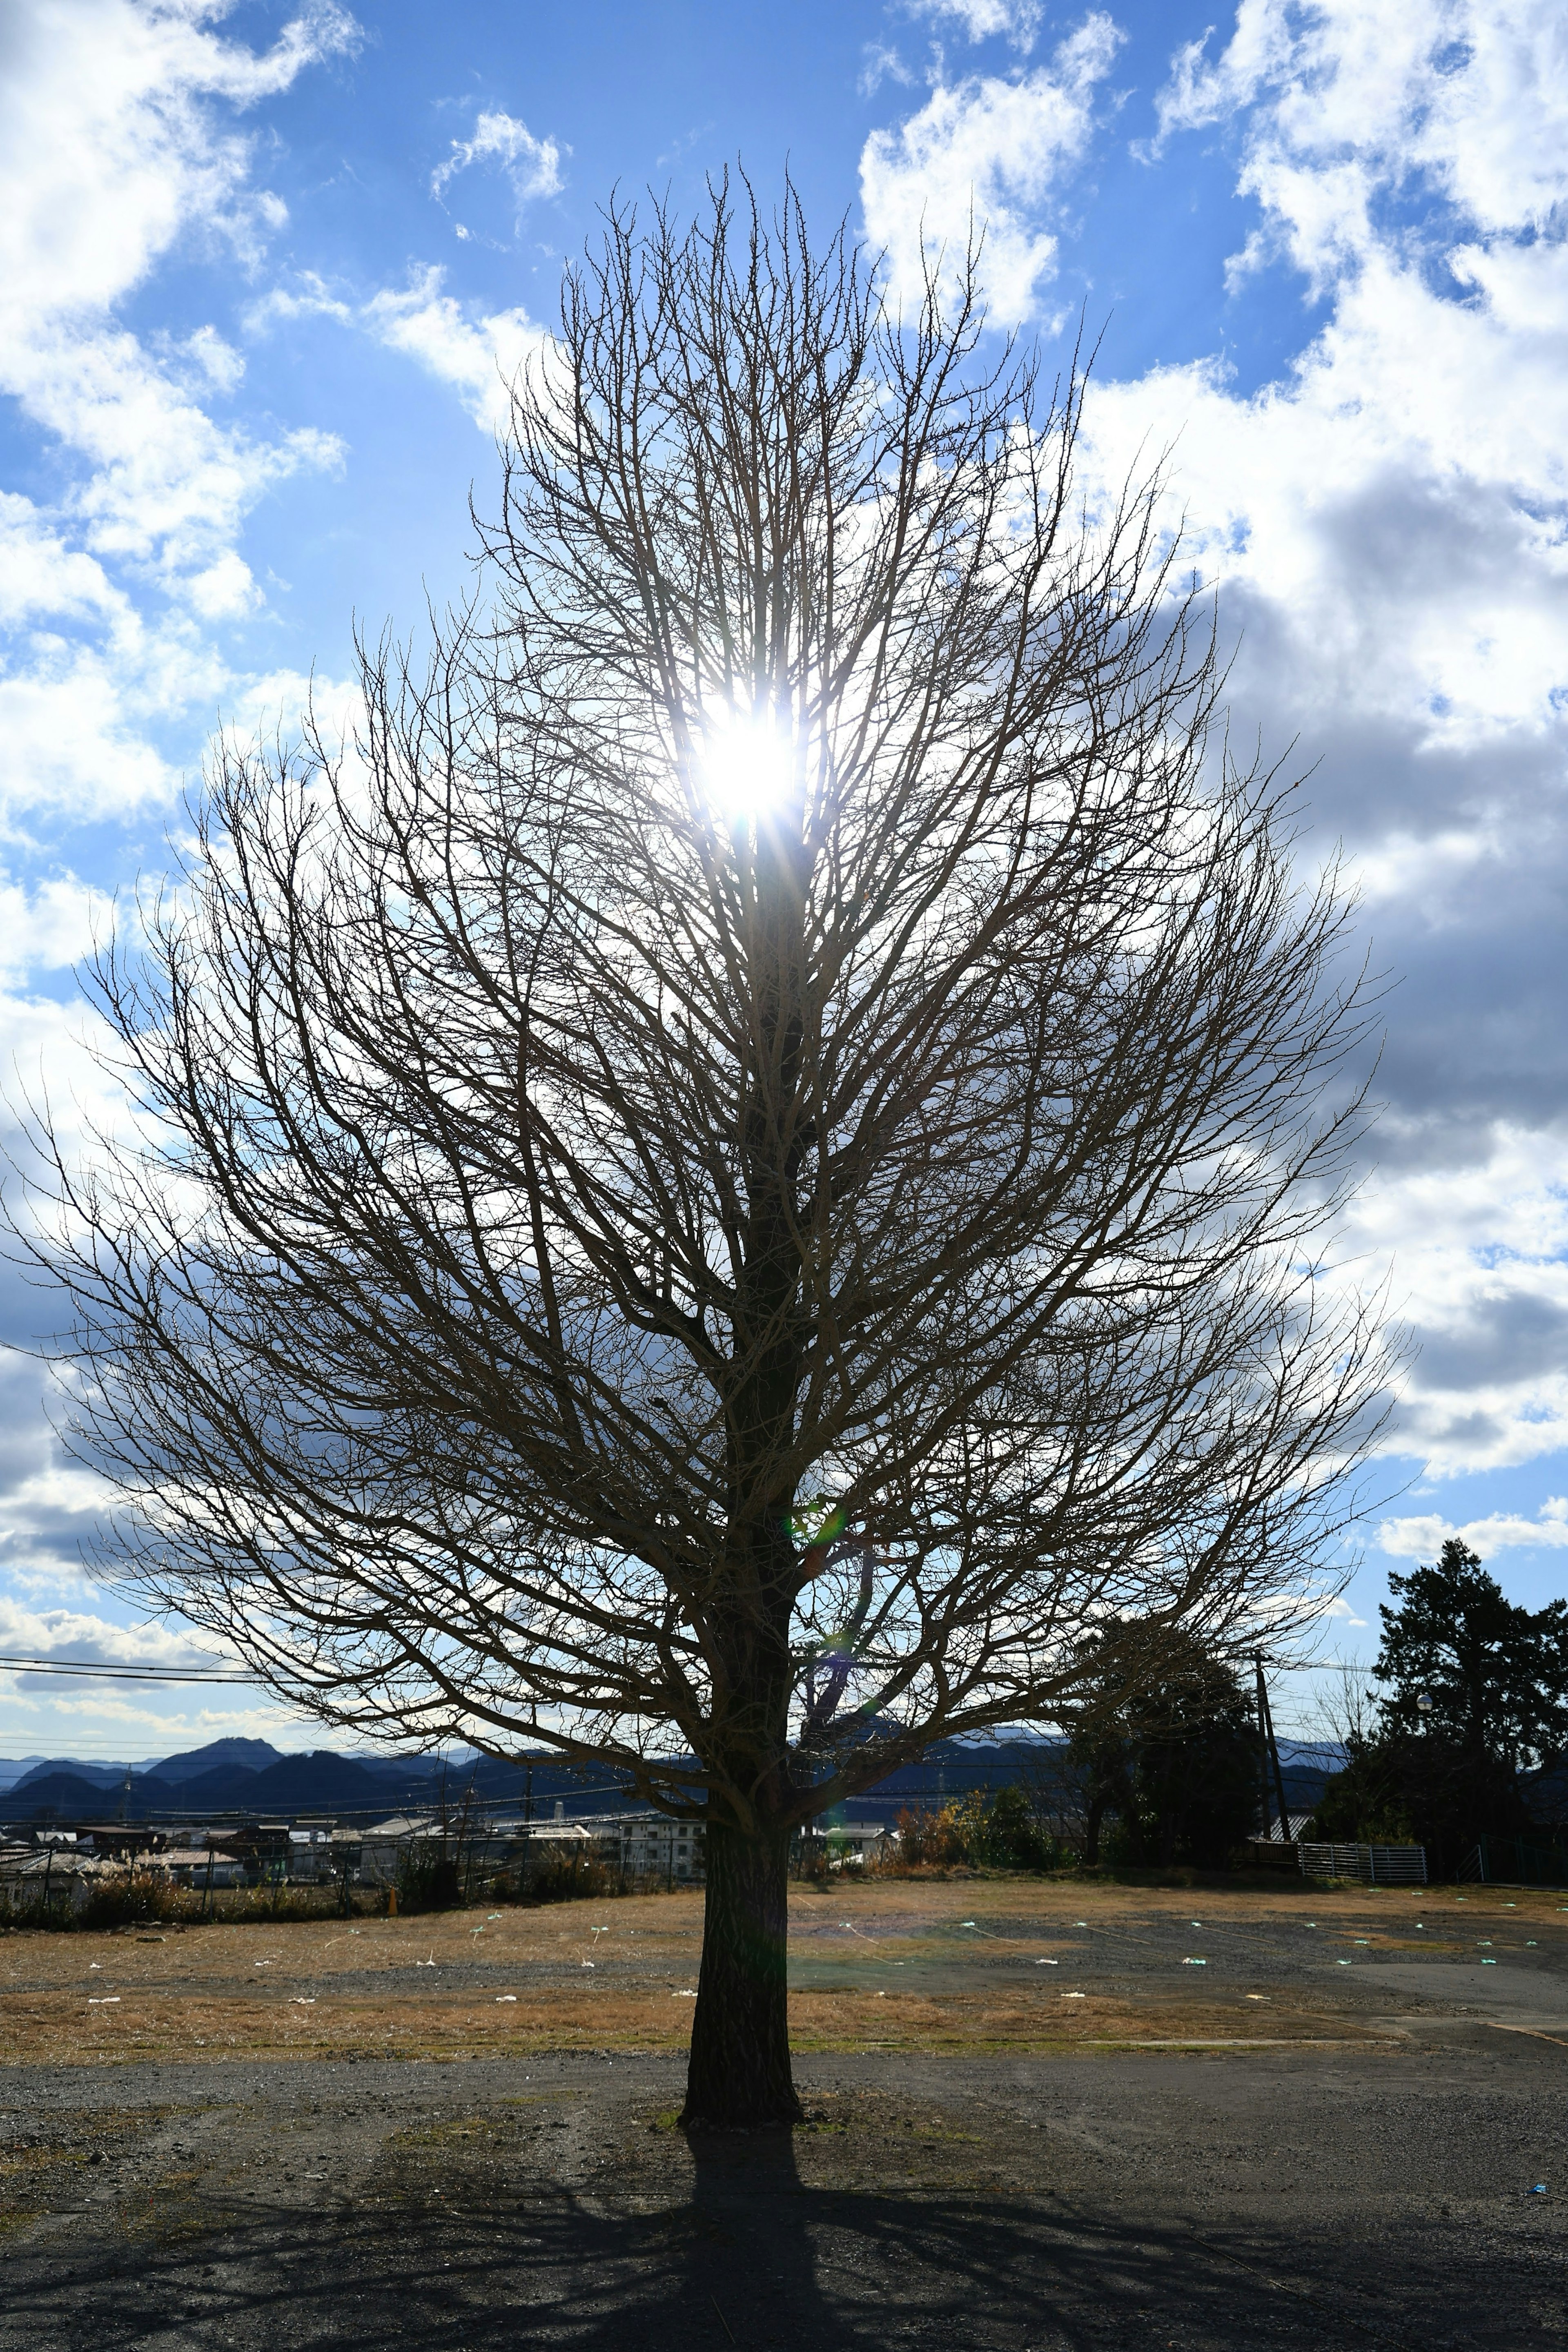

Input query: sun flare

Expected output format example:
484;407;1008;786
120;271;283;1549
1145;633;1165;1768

695;709;796;825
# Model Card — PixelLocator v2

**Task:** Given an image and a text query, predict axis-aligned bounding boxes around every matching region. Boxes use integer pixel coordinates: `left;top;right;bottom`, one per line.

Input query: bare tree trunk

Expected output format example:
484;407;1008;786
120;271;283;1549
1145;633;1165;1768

684;1822;801;2128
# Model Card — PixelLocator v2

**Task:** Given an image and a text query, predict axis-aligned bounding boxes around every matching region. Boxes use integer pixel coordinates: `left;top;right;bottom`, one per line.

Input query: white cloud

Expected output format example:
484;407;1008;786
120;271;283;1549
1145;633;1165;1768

1156;0;1568;263
903;0;1042;51
0;3;355;828
0;1;354;587
0;13;365;1716
431;109;564;210
0;2;355;328
1054;2;1568;1478
1335;1127;1568;1476
1106;2;1568;762
0;626;193;826
1148;0;1568;341
1154;0;1298;144
0;1597;220;1671
0;875;102;985
0;493;124;631
0;1588;312;1753
1379;1496;1568;1559
252;269;546;435
860;12;1124;321
363;272;545;434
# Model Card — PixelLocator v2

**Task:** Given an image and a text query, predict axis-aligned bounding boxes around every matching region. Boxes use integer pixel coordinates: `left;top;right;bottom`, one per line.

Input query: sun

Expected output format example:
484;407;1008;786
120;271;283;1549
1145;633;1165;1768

695;707;796;827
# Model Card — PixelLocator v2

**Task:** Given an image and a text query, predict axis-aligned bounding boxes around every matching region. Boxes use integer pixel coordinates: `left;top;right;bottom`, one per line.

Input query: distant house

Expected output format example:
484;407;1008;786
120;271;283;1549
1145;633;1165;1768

285;1826;340;1883
78;1825;169;1859
225;1821;292;1877
0;1845;131;1906
154;1848;247;1888
356;1815;437;1887
800;1820;895;1869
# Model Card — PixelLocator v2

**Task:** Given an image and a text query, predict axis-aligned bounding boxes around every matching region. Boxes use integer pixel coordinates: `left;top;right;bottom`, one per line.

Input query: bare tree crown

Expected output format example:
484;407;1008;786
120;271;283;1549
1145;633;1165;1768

20;182;1388;1834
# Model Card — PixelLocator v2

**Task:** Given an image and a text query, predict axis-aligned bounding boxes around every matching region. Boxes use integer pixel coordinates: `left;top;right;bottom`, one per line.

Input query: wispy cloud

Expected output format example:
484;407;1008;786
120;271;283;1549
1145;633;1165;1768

902;0;1042;52
431;109;565;210
254;268;546;434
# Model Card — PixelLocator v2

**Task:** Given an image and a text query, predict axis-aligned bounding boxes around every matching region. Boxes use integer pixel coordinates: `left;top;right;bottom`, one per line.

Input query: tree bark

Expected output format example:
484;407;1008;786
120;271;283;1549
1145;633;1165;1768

682;1821;803;2129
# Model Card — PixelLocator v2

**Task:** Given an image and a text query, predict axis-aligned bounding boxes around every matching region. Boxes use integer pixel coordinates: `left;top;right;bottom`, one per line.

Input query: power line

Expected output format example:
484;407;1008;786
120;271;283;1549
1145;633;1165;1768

1263;1659;1378;1672
0;1654;254;1684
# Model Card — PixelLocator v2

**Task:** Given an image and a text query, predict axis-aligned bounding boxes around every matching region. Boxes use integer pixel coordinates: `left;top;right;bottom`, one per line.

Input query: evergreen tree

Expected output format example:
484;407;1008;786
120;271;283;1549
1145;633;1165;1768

1065;1630;1257;1866
1315;1542;1568;1868
1374;1540;1568;1770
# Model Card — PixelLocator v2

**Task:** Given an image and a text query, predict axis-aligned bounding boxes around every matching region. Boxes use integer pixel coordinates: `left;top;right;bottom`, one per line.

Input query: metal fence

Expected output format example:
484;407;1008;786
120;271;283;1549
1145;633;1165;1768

1459;1835;1568;1888
1296;1841;1427;1885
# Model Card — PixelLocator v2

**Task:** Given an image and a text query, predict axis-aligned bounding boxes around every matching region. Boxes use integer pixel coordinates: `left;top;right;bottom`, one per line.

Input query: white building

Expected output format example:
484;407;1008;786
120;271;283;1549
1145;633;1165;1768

608;1813;704;1880
802;1819;895;1868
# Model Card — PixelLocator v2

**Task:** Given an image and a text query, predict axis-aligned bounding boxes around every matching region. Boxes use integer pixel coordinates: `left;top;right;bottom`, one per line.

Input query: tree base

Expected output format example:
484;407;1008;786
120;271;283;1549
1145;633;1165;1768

680;1821;803;2130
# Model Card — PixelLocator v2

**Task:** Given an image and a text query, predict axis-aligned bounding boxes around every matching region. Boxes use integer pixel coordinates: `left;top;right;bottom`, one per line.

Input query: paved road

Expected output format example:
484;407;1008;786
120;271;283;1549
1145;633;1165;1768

2;2024;1564;2350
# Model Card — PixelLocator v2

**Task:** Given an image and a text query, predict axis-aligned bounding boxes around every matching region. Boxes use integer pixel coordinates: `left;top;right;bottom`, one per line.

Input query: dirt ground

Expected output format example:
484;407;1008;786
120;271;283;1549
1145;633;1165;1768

4;1875;1567;2347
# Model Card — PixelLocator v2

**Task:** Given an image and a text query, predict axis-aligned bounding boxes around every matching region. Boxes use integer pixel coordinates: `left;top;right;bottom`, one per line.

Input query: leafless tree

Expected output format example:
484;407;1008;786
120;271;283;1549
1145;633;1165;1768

12;181;1391;2127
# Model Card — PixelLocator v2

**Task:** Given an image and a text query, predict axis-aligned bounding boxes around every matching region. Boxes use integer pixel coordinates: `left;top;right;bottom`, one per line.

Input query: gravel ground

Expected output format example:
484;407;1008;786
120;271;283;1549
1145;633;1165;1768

4;1883;1566;2348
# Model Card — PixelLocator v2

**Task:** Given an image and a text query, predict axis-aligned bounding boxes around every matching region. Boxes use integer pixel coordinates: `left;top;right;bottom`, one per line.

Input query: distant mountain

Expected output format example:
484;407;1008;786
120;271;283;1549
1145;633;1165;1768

196;1750;399;1812
8;1757;134;1795
2;1720;1356;1831
153;1763;262;1811
2;1739;1058;1827
145;1739;285;1784
2;1770;143;1818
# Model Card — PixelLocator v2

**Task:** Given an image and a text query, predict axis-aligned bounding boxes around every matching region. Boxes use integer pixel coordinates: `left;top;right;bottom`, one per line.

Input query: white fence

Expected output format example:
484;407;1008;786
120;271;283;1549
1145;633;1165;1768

1296;1840;1427;1885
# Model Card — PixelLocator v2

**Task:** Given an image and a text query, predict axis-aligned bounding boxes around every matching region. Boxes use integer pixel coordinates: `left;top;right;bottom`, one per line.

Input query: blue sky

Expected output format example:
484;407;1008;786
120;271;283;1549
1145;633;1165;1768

2;0;1567;1761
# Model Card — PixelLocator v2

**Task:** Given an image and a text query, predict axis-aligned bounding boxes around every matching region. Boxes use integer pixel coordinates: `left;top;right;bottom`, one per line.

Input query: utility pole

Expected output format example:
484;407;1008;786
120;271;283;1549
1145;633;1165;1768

1254;1655;1293;1841
1254;1656;1273;1838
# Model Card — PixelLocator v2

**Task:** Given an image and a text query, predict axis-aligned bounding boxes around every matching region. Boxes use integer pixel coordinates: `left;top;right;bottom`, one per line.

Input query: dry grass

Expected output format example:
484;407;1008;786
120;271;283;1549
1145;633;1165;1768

3;1877;1561;2068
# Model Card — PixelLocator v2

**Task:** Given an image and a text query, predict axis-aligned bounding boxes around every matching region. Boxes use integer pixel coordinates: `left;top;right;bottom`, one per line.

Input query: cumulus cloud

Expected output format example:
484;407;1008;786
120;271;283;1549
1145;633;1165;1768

0;6;367;1723
0;2;354;593
860;12;1123;320
0;1586;308;1754
1156;0;1568;259
0;1597;222;1671
0;876;102;987
431;109;565;210
1334;1128;1568;1475
1061;0;1568;1476
0;2;354;827
1380;1496;1568;1560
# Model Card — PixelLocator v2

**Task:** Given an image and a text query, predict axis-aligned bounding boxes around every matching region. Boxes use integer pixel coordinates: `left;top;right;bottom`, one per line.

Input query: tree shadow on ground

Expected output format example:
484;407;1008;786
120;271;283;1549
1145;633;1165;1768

3;2131;1549;2351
